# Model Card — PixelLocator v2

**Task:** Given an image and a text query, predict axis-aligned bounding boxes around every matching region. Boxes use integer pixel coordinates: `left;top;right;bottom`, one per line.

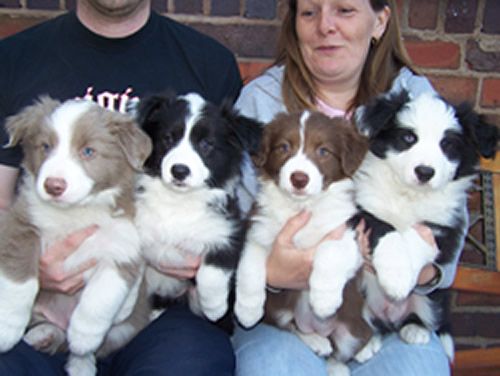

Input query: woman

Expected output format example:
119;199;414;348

233;0;457;375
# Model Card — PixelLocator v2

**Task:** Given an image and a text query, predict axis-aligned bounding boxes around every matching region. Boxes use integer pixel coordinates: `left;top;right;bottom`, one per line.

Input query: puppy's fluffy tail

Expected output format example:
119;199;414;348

439;332;454;362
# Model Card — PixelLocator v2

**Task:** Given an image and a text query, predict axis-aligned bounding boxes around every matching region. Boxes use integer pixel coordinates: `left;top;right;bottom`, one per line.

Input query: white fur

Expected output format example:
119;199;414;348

136;175;235;314
67;267;131;356
0;100;145;375
196;265;232;321
36;101;96;205
65;353;96;376
295;331;333;356
399;323;431;345
0;276;38;351
354;334;382;363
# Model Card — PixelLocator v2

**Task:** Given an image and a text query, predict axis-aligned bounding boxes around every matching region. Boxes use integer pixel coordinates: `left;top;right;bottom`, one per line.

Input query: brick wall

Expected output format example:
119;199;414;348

0;0;499;353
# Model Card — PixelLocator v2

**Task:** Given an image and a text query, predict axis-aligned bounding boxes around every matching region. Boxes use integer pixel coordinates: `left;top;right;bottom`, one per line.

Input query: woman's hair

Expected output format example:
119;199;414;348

276;0;414;113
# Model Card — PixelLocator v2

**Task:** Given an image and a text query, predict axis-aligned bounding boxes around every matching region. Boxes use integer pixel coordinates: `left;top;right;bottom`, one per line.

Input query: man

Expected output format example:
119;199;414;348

0;0;242;374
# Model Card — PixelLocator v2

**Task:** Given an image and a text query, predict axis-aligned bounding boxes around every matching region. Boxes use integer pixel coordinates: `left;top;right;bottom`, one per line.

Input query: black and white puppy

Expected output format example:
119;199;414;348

353;89;498;356
134;91;262;322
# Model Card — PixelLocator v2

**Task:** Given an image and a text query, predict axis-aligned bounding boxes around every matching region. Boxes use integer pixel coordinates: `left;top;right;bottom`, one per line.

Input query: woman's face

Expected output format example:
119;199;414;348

296;0;390;87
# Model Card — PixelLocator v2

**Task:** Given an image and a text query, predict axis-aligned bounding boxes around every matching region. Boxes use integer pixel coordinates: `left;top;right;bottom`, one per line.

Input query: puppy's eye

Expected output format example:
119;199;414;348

162;133;175;147
401;131;417;145
441;137;460;157
199;138;213;154
316;146;331;157
41;142;51;155
274;142;290;154
80;146;96;160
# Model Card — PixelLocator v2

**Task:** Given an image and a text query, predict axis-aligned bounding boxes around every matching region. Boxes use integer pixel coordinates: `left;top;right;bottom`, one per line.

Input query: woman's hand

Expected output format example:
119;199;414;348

39;225;98;295
266;211;346;290
414;224;440;286
153;254;202;280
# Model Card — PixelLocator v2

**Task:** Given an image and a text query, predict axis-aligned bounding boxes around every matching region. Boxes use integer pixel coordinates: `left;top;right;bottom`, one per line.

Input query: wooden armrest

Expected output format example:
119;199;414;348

452;266;500;295
454;347;500;370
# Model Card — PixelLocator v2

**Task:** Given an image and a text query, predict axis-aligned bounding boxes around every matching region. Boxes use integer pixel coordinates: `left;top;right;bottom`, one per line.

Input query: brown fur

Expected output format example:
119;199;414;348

254;112;368;187
247;111;371;363
0;97;153;366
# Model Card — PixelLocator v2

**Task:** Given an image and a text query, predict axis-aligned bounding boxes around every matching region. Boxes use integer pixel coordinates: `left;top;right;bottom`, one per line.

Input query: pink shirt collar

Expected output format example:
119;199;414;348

315;97;351;119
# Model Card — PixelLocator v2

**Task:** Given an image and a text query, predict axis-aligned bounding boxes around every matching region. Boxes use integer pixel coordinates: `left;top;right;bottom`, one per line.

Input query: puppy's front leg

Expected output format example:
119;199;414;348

309;230;362;319
234;240;269;328
67;266;131;356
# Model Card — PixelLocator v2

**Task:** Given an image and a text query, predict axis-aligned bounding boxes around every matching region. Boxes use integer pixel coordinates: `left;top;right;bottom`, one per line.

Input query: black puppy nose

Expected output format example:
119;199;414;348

415;165;435;183
171;164;190;181
291;171;309;189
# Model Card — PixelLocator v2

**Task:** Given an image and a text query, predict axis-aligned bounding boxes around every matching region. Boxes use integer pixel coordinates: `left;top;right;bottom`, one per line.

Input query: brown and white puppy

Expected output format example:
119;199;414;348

235;111;376;374
0;97;152;376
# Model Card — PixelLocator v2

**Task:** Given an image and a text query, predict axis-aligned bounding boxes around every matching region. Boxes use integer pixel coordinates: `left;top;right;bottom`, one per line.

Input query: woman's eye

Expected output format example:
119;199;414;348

338;7;355;16
80;146;95;160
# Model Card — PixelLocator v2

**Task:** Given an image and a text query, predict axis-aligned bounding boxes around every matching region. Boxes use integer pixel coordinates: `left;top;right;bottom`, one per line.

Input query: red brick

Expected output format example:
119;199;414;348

405;40;461;69
409;0;438;30
428;75;478;105
0;15;49;38
481;78;500;108
451;312;500;338
455;291;500;306
238;60;272;84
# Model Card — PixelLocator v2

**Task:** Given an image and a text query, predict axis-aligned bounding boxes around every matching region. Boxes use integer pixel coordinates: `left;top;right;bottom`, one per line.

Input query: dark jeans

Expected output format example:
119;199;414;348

0;304;235;375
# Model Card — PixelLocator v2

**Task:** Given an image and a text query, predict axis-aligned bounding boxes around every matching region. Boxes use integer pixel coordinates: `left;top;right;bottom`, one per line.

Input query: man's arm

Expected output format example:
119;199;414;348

0;164;19;210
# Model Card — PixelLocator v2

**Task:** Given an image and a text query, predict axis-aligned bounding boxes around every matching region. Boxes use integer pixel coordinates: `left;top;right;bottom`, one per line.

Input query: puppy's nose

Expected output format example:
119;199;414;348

171;164;190;181
44;177;67;197
291;171;309;189
415;165;435;183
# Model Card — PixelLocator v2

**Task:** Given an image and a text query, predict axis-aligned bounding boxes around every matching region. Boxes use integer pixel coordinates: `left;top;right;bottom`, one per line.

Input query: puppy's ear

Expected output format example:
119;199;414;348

136;90;177;128
105;110;153;171
221;100;264;154
339;120;369;176
455;103;499;159
354;89;410;138
5;96;60;148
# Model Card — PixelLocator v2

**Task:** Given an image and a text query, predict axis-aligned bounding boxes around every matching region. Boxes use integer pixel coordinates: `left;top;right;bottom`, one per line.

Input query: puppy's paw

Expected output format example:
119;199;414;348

65;354;96;376
326;359;350;376
67;325;104;356
234;293;265;328
373;253;415;300
200;298;228;322
24;323;66;354
399;323;431;345
296;332;332;357
309;288;343;319
0;322;26;352
354;335;382;363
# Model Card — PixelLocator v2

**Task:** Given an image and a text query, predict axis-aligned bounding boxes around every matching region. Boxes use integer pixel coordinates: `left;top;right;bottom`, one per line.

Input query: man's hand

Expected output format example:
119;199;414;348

153;254;202;280
39;225;98;294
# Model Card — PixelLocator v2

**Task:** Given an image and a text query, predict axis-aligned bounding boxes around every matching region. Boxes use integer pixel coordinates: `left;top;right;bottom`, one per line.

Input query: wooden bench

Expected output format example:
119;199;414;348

452;155;500;375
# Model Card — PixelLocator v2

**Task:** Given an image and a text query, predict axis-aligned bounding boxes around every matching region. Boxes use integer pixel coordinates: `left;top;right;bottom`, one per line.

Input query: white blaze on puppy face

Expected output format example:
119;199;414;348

279;111;324;197
160;93;210;191
36;101;96;205
388;94;461;191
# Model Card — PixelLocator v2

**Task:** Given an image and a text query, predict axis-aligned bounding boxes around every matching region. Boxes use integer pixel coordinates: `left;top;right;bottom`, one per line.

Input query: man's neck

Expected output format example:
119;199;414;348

76;1;151;38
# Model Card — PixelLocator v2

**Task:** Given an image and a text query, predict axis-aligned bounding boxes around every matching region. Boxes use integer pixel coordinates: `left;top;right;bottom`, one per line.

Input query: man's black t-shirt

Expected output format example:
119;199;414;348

0;11;242;167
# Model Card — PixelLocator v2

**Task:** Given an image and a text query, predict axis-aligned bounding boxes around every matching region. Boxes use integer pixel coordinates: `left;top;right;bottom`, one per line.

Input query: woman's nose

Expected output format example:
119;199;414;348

318;10;336;34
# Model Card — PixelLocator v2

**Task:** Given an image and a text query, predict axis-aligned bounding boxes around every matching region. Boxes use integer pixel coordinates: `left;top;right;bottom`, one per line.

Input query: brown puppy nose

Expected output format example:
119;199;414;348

291;171;309;189
44;177;67;197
